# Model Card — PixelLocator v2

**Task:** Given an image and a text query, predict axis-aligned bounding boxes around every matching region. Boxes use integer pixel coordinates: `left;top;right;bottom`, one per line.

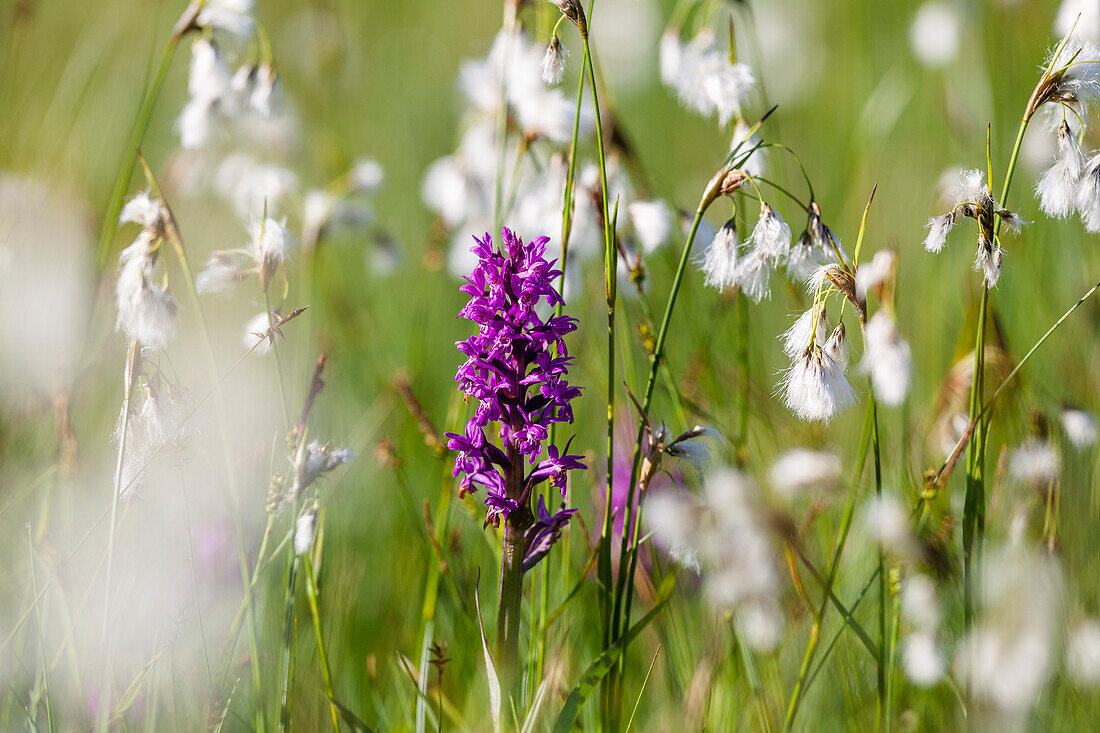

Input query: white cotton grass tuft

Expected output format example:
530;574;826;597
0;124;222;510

119;190;166;233
214;153;299;221
1067;620;1100;687
179;39;234;149
854;249;896;300
767;448;842;498
861;310;913;406
646;491;703;573
822;323;849;370
780;303;828;360
195;0;256;39
1008;438;1060;485
749;204;792;260
734;247;774;303
1061;407;1098;448
950;168;992;206
115;232;178;350
1075;152;1100;232
540;36;569;85
249;215;295;288
349;159;385;194
860;493;917;557
955;547;1062;719
901;574;942;631
780;345;856;423
1036;120;1085;217
973;243;1005;288
243;312;274;354
628;199;674;253
288;440;353;503
909;2;961;68
902;632;946;687
661;29;755;125
923;212;956;253
701;218;739;292
294;509;317;555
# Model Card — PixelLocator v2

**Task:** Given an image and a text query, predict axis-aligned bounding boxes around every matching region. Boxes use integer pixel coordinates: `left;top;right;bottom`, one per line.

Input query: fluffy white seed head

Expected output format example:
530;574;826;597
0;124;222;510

860;493;917;557
701;218;739;292
1036;120;1086;217
294;509;317;555
195;0;256;39
734;247;773;303
1061;407;1098;448
195;251;246;294
119;190;166;233
647;490;702;573
923;212;955;253
973;243;1005;288
115;232;178;350
902;632;946;687
768;448;842;498
909;2;961;68
950;168;991;207
628;199;674;253
248;216;295;288
822;323;849;371
1068;620;1100;687
780;346;856;423
855;249;896;300
349;159;384;194
901;574;942;631
1075;153;1100;231
188;38;231;102
1009;438;1060;485
781;303;828;360
665;30;755;125
750;204;791;260
861;311;913;406
540;36;569;85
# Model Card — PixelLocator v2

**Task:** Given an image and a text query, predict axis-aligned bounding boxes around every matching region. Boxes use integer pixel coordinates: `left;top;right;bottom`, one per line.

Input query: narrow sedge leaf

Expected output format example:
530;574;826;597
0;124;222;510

474;581;503;733
551;577;674;733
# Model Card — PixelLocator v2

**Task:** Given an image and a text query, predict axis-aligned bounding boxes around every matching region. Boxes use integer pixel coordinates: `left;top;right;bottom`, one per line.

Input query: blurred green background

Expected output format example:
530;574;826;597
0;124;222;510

2;0;1099;730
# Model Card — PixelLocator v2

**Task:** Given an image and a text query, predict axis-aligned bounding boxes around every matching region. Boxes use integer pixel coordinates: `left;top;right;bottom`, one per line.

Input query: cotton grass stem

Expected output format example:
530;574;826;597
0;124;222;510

304;555;341;733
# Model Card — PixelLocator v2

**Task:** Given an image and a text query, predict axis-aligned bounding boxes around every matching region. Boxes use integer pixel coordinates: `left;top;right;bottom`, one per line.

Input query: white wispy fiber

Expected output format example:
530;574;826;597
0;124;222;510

294;510;317;555
1037;120;1085;217
951;168;992;206
854;249;896;300
647;491;702;573
195;251;246;294
909;2;961;68
780;345;856;423
249;215;295;287
115;232;178;350
923;212;956;253
956;548;1062;719
901;574;942;631
861;311;913;406
902;632;946;687
540;36;569;85
661;30;755;125
119;190;167;233
1075;151;1100;231
628;199;673;253
195;0;255;39
860;493;917;557
214;153;299;220
733;247;774;303
822;323;849;370
1045;36;1100;117
768;449;842;498
973;243;1005;288
749;204;792;260
787;231;825;281
1008;438;1060;485
1068;620;1100;686
701;218;739;292
179;39;234;149
648;469;785;650
243;312;274;355
1061;407;1098;448
780;304;828;360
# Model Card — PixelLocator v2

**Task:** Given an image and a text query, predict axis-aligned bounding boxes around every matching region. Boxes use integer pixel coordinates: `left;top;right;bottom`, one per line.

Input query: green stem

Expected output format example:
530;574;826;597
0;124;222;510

278;550;299;732
872;397;886;731
783;400;875;732
304;556;340;733
95;35;181;271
